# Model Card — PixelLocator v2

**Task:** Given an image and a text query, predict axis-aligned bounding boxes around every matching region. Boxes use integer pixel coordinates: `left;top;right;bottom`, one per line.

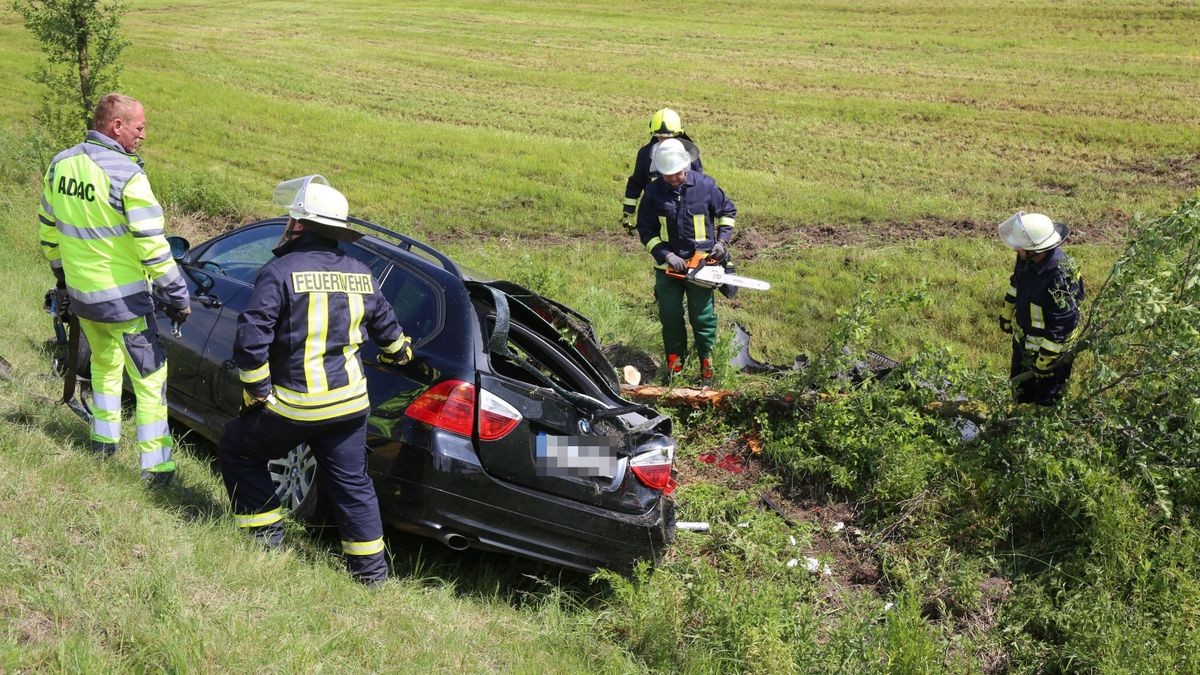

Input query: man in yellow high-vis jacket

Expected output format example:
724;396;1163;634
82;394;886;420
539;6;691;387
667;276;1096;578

38;93;191;484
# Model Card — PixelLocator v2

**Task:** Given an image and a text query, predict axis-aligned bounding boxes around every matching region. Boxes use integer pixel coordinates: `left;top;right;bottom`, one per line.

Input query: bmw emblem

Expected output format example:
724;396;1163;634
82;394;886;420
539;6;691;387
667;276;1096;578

578;418;591;434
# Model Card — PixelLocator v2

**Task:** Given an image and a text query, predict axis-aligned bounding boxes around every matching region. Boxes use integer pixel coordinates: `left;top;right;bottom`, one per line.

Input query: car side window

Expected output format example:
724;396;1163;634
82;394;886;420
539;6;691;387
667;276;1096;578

379;263;442;345
193;223;286;284
342;242;390;279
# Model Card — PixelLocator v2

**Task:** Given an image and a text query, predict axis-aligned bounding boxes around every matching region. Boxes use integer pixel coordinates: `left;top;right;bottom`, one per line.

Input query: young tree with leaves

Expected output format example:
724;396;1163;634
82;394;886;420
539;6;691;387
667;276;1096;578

10;0;129;140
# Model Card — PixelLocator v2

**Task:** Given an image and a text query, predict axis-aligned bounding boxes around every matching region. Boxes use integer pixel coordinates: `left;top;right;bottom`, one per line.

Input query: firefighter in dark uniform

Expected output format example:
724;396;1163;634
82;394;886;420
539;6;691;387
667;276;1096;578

621;108;703;233
998;211;1085;406
636;139;736;383
217;176;413;585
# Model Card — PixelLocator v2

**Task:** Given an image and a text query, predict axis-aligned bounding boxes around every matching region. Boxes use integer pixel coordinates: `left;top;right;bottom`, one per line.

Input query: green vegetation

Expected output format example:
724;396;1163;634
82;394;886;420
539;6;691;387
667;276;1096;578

3;1;1199;671
10;0;130;141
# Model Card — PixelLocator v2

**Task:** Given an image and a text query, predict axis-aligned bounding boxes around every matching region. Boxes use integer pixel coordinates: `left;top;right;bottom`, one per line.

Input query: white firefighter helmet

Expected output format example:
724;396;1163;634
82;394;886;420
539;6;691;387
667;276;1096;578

272;175;362;242
998;211;1067;252
649;108;683;137
651;138;692;175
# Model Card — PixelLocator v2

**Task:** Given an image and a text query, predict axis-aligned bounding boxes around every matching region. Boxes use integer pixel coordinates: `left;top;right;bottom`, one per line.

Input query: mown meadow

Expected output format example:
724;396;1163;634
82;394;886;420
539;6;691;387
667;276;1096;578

2;0;1199;671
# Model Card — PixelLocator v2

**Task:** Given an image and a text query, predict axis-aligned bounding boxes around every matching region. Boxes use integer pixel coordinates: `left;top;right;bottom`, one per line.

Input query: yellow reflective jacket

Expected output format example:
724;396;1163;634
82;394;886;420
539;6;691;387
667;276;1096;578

39;131;189;322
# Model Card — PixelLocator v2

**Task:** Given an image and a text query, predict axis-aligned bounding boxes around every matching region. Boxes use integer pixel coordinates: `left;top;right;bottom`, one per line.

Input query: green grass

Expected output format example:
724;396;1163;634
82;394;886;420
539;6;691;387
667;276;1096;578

3;0;1198;235
0;188;638;672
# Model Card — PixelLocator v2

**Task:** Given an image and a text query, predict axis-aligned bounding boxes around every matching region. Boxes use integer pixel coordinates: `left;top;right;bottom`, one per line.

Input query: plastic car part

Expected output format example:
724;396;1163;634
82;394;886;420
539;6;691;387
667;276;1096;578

629;439;676;494
405;379;523;441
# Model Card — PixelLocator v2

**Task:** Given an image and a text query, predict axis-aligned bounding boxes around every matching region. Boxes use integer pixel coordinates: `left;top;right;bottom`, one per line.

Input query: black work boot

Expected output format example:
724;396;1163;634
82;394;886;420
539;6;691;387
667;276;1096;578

347;551;389;587
141;470;175;488
91;440;117;457
246;521;285;550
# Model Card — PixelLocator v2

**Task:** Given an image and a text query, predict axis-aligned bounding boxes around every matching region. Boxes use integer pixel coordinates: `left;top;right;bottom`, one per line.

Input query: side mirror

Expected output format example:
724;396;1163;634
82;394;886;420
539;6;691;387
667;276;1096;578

192;270;215;294
167;235;191;261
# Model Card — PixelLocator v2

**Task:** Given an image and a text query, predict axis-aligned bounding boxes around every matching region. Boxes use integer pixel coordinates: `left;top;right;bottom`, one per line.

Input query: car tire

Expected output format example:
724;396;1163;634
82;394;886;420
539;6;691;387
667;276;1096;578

267;442;328;524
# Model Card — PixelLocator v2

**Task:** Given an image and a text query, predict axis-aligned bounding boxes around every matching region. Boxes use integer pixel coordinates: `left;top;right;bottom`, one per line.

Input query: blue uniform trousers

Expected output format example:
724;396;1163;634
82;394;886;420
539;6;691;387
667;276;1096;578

218;409;387;583
1010;342;1074;406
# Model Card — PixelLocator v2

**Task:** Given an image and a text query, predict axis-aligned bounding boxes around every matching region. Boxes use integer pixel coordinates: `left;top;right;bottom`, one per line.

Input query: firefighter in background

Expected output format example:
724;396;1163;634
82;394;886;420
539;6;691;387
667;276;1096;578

217;176;413;585
38;92;191;483
621;108;703;233
636;139;736;383
998;211;1085;406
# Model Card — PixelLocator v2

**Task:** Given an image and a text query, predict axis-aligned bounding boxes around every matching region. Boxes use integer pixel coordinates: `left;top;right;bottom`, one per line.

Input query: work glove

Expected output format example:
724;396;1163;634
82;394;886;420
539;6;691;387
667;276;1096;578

1033;352;1057;379
378;333;414;366
710;240;728;262
663;252;688;274
621;211;637;232
241;387;273;412
165;305;191;324
999;300;1014;334
53;288;72;320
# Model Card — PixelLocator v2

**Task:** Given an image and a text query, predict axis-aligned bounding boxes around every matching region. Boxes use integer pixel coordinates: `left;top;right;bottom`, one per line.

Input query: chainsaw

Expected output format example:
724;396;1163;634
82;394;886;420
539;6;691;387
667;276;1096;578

665;251;771;291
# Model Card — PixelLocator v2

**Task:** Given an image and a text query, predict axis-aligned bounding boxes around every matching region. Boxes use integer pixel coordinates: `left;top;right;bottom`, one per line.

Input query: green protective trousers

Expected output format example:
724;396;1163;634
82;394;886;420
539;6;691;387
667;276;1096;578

654;268;717;360
79;315;175;473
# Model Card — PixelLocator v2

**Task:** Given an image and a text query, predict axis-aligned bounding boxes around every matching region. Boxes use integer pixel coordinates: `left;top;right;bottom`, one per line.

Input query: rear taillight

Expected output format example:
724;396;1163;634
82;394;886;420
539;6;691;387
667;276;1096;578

478;389;522;440
405;380;522;441
630;446;677;495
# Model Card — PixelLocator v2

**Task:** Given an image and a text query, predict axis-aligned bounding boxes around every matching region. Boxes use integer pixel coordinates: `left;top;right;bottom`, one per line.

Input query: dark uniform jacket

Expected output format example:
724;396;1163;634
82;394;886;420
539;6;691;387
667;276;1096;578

636;171;736;268
235;233;407;423
622;133;703;215
1006;247;1085;366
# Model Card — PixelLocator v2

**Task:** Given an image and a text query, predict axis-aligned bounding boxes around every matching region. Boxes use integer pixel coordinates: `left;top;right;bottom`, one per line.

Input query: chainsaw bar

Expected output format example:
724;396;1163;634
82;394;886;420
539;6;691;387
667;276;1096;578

690;265;771;291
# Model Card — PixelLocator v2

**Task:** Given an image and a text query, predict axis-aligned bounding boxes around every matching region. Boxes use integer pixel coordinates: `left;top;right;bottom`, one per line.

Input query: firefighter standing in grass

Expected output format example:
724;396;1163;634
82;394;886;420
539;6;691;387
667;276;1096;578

217;176;413;585
998;211;1085;406
38;92;191;484
621;108;703;233
636;139;736;383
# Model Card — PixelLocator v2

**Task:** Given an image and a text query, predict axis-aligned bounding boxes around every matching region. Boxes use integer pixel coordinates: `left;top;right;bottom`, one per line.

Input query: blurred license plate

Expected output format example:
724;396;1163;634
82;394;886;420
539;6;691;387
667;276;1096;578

536;433;620;478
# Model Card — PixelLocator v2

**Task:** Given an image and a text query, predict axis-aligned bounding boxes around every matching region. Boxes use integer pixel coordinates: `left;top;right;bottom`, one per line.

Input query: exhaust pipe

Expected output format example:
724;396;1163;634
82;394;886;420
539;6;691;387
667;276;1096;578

439;532;470;551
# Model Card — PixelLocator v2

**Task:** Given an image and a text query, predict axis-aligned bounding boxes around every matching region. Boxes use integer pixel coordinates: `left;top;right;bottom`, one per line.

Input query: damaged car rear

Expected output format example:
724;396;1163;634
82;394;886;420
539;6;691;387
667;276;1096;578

157;217;676;573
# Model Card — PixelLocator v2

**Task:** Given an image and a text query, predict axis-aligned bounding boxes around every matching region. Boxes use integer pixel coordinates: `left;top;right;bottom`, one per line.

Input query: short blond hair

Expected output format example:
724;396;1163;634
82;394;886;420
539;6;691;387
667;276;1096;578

92;93;142;130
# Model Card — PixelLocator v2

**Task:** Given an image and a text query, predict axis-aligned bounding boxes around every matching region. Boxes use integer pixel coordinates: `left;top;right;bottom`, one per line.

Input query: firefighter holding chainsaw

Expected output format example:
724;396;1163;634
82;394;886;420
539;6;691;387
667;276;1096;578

621;108;704;234
38;93;191;484
636;138;736;383
216;176;412;585
998;211;1085;406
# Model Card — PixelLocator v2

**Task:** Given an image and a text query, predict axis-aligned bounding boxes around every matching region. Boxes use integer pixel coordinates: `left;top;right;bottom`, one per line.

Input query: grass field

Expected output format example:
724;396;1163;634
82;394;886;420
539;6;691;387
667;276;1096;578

2;0;1199;671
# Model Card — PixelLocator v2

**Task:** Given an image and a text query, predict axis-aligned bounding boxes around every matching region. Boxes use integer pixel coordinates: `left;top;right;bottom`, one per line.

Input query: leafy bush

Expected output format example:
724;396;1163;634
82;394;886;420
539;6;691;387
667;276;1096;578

595;197;1200;671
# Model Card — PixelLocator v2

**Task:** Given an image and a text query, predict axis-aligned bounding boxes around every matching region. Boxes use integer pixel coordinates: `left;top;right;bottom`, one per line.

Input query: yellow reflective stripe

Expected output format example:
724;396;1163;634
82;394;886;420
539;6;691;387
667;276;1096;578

1030;304;1045;329
622;197;637;207
305;292;329;392
268;391;370;421
239;362;271;384
645;236;662;253
343;292;364;388
1040;337;1066;354
717;217;735;228
692;214;706;241
382;334;410;354
342;538;385;556
273;380;368;407
235;508;283;528
658;215;668;244
1007;285;1017;296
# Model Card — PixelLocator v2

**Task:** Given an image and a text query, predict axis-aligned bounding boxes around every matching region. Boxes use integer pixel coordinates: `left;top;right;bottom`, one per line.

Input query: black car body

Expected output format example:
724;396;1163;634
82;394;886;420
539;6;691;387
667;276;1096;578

158;217;676;573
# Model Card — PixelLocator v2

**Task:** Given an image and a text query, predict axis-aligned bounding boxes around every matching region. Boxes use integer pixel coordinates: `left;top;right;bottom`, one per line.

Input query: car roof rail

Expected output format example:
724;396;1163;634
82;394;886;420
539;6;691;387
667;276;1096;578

348;216;462;277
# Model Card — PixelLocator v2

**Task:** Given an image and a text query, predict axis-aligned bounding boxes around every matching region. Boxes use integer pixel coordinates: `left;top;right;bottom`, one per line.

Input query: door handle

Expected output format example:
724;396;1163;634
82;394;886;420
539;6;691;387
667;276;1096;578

196;293;223;309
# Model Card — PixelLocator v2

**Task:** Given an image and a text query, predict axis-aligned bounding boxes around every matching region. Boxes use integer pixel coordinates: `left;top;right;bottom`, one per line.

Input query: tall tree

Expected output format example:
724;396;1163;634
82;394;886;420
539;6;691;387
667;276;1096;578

10;0;130;138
